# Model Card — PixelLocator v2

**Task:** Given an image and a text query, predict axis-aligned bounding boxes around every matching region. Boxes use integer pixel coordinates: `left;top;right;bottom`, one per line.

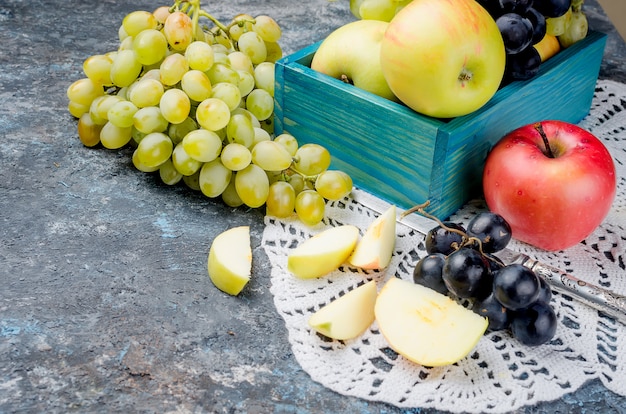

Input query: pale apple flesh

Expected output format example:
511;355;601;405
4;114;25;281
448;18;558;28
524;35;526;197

207;226;252;295
375;278;488;367
309;280;378;340
349;205;396;270
288;225;360;279
380;0;506;118
311;19;398;101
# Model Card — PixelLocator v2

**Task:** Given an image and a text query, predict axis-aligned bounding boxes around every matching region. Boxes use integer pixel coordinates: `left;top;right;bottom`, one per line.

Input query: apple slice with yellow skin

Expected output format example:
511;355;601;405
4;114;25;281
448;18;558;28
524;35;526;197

207;226;252;295
288;225;359;279
308;280;378;340
349;205;396;270
375;278;488;367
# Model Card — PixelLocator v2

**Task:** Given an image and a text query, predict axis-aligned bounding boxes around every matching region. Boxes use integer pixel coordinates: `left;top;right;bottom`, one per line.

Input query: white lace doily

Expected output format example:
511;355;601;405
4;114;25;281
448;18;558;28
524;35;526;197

262;79;626;413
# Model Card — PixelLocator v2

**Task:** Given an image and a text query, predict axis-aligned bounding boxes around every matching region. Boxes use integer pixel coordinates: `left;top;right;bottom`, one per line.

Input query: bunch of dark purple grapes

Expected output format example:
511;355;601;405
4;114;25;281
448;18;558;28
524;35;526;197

413;211;557;346
477;0;573;82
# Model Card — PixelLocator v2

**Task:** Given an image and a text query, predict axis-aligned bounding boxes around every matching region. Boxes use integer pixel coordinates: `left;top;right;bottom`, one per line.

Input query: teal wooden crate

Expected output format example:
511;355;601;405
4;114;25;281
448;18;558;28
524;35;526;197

274;31;607;219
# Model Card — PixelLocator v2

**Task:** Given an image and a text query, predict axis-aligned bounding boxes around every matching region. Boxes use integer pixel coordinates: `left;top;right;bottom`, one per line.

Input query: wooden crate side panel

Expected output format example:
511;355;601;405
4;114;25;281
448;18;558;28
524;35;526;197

275;61;442;209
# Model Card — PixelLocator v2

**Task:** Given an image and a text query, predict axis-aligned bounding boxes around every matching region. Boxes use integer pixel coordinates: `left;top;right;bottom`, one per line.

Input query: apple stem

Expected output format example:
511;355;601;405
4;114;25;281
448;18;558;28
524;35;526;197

534;122;555;158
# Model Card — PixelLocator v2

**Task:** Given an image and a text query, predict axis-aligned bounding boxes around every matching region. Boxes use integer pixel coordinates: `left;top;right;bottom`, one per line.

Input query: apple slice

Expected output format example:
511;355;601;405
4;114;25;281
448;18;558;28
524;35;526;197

207;226;252;295
349;205;396;269
288;225;359;279
375;278;488;367
309;280;378;340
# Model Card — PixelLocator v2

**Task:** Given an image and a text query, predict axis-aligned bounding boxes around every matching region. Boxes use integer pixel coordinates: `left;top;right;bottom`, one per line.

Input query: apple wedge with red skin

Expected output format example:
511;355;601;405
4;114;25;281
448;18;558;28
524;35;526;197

483;120;616;251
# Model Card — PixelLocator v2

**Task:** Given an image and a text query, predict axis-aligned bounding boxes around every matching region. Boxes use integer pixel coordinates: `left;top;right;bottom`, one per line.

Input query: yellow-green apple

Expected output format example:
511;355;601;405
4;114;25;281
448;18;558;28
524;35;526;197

207;226;252;295
308;280;378;340
311;20;397;101
288;225;360;279
483;120;616;251
375;277;488;366
349;205;396;269
380;0;506;118
350;0;412;22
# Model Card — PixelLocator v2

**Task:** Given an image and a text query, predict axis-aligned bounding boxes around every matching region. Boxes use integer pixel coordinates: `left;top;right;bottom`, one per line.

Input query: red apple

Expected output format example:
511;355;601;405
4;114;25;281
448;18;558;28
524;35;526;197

482;120;616;251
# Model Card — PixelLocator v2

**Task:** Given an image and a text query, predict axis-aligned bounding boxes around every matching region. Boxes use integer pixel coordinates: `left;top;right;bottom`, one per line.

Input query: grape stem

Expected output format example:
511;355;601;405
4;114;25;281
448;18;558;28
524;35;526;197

400;201;487;255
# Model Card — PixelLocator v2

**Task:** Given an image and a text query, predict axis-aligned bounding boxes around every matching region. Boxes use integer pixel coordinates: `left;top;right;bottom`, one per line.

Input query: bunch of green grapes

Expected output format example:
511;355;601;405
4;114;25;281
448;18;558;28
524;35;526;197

545;0;588;48
66;1;353;225
349;0;411;22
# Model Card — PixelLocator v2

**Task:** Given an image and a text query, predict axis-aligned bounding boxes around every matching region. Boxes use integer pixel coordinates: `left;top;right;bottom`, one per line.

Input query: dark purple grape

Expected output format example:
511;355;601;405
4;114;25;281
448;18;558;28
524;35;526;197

413;253;448;295
466;211;512;253
484;253;506;272
496;13;534;54
536;276;552;304
525;7;547;44
511;300;557;346
425;222;466;255
473;293;512;331
442;247;493;300
505;46;542;81
533;0;571;18
493;264;541;310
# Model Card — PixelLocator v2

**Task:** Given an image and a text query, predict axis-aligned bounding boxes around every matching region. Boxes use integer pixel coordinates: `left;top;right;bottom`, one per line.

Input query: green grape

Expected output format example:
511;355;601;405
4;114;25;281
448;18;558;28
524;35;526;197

181;70;213;102
206;62;239;85
129;78;164;108
118;25;129;42
133;106;169;134
183;169;202;191
235;164;270;208
110;49;142;87
199;158;232;198
295;190;325;226
77;112;103;147
163;11;193;52
221;142;252;171
160;88;191;124
68;101;90;118
237;31;267;65
253;62;275;96
100;121;132;149
133;29;168;65
314;170;353;201
152;5;171;25
122;10;157;37
274;133;298;156
266;181;295;218
228;51;254;74
160;53;189;86
558;11;588;48
245;88;273;121
293;143;331;176
228;14;254;41
131;127;147;145
221;176;244;207
253;127;271;146
168;116;197;145
252;15;282;43
185;41;215;72
118;35;134;51
67;78;104;107
132;149;161;173
237;70;256;97
107;100;138;128
159;158;183;186
141;68;161;82
90;94;123;122
83;54;114;86
134;132;173;168
88;96;109;125
211;44;230;55
250;140;293;171
226;113;255;147
196;98;231;131
287;172;305;195
546;8;572;37
211;82;242;111
182;128;222;162
231;107;260;127
264;41;283;63
171;143;203;176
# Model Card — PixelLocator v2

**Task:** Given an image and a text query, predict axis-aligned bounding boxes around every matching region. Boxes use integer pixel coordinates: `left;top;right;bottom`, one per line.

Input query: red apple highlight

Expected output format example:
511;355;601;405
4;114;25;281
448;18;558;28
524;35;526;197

483;120;616;251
